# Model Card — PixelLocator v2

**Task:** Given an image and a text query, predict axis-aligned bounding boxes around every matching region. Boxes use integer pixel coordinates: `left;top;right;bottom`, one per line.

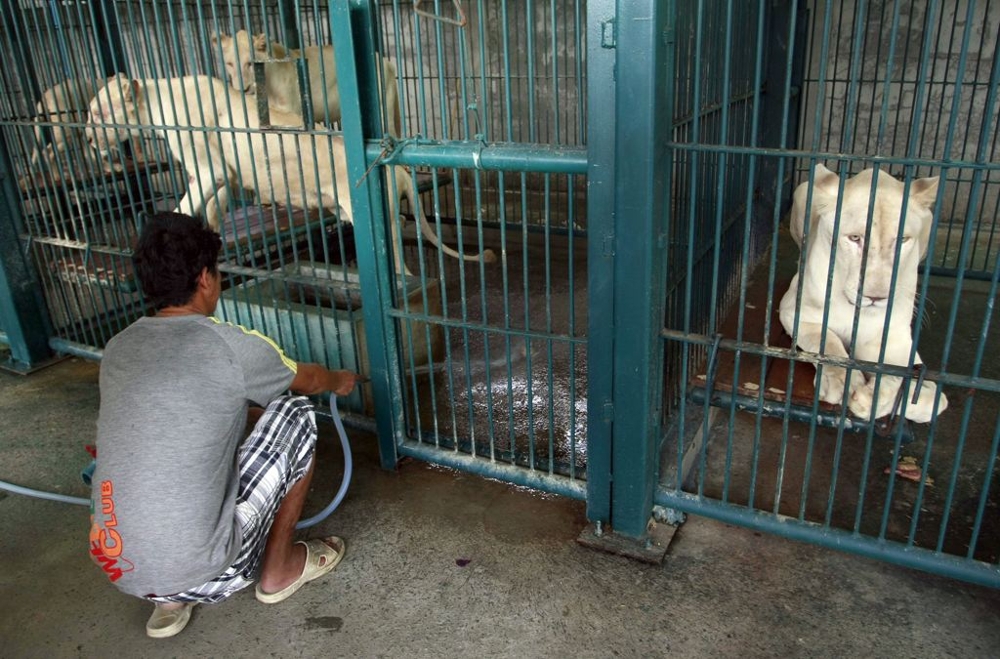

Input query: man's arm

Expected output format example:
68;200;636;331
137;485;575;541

290;363;362;396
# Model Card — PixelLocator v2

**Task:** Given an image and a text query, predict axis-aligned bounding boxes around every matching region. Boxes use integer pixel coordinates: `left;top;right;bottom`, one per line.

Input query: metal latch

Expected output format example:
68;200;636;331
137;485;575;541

601;18;616;49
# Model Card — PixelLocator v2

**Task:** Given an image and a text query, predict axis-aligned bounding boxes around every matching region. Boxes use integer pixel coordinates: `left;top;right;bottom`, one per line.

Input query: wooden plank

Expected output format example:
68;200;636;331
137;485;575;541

688;274;830;408
219;204;316;248
762;331;838;410
699;275;785;398
17;157;172;198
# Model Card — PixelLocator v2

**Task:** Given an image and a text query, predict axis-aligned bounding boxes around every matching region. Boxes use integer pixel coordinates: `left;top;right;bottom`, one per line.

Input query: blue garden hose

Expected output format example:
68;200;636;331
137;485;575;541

0;480;89;506
0;396;353;529
296;395;353;529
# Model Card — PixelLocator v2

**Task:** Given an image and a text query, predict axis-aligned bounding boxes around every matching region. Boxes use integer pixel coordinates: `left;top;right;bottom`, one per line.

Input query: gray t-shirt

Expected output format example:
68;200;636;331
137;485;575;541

89;314;297;597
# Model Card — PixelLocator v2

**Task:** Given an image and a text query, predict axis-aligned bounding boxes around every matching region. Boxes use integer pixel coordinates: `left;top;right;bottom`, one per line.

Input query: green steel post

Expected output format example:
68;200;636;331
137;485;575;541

0;2;40;103
92;0;128;76
0;138;53;371
331;1;403;469
584;0;617;525
609;0;670;538
278;2;301;49
278;0;313;126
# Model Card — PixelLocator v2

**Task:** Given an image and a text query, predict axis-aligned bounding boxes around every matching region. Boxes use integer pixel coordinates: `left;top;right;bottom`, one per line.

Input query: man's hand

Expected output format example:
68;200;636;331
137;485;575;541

290;363;364;396
329;370;363;396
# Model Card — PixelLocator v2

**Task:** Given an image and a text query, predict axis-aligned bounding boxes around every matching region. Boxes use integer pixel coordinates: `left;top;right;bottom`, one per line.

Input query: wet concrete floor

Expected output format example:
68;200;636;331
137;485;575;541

2;352;999;658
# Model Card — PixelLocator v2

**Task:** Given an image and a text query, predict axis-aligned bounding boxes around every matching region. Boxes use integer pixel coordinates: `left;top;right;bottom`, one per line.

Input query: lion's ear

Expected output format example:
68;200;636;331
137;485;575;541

128;79;140;101
910;176;939;210
253;33;268;51
911;176;940;259
811;163;842;197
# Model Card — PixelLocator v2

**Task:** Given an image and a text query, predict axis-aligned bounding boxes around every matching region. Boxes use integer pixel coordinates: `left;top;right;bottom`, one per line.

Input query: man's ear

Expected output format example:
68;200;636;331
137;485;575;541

196;266;213;289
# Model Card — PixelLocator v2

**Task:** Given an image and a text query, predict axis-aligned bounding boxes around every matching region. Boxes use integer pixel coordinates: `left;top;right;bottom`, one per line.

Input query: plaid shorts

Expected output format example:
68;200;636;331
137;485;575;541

148;395;317;604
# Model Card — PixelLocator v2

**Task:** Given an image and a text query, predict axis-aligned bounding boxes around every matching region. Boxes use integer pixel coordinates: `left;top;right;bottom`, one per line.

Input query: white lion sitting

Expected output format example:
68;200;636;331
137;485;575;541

83;75;493;274
212;30;402;136
778;164;948;423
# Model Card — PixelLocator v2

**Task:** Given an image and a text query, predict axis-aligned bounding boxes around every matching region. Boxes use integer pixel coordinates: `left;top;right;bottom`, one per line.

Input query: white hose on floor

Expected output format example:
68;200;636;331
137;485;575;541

0;396;353;527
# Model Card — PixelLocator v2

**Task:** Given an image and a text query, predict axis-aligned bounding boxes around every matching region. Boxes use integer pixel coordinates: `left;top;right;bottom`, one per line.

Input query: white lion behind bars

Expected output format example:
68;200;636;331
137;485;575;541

778;164;948;423
85;75;233;229
84;74;492;273
29;77;129;172
212;30;402;136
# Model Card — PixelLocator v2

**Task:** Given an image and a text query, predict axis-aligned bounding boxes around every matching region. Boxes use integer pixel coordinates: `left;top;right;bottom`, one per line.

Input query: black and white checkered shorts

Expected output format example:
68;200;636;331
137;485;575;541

148;395;317;604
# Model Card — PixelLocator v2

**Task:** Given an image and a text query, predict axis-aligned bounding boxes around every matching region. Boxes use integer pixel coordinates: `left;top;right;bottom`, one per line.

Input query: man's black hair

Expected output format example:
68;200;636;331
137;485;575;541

133;212;222;310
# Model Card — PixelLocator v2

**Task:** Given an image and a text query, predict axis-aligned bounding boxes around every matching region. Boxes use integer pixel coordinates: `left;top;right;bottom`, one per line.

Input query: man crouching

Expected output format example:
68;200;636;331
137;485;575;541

89;211;361;637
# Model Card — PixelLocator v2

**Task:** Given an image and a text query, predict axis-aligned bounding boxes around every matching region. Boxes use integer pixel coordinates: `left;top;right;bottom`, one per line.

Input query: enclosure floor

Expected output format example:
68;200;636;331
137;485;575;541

2;353;999;658
404;235;588;473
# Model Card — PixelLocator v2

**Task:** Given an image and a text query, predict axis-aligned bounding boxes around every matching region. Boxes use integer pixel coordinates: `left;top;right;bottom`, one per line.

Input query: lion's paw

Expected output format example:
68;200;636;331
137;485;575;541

904;382;948;423
815;366;847;405
816;366;865;407
849;379;900;420
848;383;874;419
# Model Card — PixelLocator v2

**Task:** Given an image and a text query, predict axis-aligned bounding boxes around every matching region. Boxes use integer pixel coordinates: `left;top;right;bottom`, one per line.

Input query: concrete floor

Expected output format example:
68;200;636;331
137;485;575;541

2;353;999;658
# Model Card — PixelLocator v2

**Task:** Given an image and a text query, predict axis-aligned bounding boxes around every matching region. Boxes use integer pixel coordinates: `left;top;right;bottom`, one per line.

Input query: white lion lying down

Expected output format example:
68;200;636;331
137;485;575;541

28;77;129;172
778;164;947;423
84;74;493;274
212;30;402;136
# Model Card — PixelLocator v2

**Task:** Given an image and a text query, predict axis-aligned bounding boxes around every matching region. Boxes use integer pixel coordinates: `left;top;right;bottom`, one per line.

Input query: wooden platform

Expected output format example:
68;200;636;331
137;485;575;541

17;157;172;199
689;274;908;439
218;170;453;258
47;169;453;296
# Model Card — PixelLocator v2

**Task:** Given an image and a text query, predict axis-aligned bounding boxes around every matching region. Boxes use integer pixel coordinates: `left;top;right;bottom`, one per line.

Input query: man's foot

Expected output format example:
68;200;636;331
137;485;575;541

255;536;346;604
146;602;197;638
256;542;308;595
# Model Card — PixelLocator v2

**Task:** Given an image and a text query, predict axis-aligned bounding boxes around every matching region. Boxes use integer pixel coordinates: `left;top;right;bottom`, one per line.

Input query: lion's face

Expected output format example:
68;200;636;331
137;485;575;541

84;75;139;154
810;168;938;309
213;30;265;95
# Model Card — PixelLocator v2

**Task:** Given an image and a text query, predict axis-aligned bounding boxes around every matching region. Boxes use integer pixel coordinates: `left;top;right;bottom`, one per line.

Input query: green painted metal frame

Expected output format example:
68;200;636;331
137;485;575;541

0;136;53;371
582;0;672;538
583;0;616;526
655;0;1000;588
330;1;404;470
0;0;994;586
335;1;599;492
654;488;1000;586
0;0;51;370
609;1;671;538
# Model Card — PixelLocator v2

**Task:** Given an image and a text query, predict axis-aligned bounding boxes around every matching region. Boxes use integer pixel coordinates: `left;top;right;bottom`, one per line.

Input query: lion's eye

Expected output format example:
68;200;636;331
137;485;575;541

901;236;912;243
847;234;863;243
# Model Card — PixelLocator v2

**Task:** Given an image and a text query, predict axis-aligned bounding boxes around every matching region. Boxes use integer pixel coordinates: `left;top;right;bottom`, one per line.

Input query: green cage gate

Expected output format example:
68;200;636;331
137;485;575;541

659;0;1000;588
0;0;997;588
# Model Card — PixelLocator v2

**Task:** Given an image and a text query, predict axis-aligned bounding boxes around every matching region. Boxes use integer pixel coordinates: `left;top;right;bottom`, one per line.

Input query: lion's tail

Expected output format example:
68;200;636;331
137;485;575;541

398;169;496;265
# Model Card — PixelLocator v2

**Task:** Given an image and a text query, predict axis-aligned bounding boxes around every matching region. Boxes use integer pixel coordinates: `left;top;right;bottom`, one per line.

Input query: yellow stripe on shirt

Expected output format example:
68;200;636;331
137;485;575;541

208;316;298;373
